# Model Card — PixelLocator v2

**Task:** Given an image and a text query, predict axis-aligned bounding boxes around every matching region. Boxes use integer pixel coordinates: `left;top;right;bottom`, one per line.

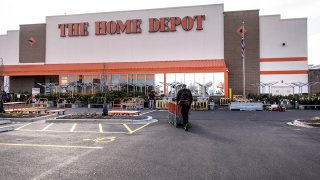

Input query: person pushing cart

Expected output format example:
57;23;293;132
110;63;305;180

168;88;192;131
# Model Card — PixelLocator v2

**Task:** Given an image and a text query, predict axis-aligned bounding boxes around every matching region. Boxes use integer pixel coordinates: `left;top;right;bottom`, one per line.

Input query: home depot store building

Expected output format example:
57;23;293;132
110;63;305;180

0;4;308;97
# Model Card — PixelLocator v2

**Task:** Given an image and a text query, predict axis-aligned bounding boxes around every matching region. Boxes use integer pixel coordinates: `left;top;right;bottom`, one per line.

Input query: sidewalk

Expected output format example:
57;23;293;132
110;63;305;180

0;120;14;133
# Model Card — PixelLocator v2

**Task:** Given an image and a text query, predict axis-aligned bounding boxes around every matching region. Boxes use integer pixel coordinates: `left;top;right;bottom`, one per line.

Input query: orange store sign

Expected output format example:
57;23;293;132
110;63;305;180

58;15;205;37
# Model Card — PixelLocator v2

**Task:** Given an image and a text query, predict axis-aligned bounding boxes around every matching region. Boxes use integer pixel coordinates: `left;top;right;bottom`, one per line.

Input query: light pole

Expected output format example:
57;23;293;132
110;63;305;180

241;22;246;97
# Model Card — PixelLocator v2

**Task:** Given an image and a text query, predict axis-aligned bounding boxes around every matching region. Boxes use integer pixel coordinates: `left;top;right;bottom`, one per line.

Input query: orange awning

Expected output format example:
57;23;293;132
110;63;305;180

4;59;227;76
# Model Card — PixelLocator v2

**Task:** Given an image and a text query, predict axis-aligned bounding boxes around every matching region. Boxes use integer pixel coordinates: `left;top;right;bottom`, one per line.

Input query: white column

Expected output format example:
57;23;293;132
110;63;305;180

4;76;10;93
202;73;205;98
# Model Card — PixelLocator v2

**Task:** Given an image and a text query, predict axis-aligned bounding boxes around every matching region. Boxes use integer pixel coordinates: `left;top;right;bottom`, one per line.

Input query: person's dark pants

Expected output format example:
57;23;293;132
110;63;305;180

0;102;3;113
181;105;190;125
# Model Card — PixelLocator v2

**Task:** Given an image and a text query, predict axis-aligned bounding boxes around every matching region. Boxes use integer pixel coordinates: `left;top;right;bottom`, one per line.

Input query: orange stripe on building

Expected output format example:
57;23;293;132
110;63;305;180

260;70;308;75
260;57;307;62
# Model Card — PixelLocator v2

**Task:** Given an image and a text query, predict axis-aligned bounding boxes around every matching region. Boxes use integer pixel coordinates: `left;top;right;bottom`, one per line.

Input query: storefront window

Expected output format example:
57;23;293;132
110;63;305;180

194;73;204;96
165;72;224;97
214;73;224;95
166;73;176;97
59;72;224;97
154;74;164;96
185;73;195;94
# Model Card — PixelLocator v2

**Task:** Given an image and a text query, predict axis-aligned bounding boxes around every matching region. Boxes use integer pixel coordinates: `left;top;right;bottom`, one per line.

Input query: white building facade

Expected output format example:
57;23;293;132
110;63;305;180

0;4;308;97
260;15;308;95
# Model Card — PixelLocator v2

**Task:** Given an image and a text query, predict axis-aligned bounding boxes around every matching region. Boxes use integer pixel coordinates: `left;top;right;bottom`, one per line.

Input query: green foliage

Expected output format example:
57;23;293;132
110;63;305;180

35;93;58;100
126;91;145;98
297;95;320;105
108;90;127;99
247;93;320;105
34;90;157;104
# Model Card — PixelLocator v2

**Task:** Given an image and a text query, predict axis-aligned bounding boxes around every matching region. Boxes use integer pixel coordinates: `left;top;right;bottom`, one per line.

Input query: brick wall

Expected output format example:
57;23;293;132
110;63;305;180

19;24;46;63
309;69;320;94
224;10;260;96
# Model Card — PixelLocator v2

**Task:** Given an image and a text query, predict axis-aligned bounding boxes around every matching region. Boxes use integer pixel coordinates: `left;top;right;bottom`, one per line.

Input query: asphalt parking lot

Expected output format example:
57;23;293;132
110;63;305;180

0;109;320;180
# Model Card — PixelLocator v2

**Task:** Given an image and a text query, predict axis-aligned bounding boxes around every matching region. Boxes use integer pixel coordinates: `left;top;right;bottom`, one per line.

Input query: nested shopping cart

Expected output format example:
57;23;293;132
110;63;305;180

168;102;182;127
168;101;192;128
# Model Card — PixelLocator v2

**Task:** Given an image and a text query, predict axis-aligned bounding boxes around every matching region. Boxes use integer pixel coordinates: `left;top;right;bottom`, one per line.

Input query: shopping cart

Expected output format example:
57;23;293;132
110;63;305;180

168;102;191;128
168;102;182;127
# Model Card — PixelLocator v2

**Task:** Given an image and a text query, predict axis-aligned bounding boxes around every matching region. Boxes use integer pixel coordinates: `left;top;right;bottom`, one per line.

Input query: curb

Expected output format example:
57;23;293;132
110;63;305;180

287;119;314;128
0;120;12;125
300;120;320;127
0;126;14;133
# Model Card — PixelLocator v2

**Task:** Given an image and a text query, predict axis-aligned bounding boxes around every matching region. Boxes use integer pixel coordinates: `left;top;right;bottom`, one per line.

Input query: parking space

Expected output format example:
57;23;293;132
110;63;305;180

0;120;153;152
0;109;158;153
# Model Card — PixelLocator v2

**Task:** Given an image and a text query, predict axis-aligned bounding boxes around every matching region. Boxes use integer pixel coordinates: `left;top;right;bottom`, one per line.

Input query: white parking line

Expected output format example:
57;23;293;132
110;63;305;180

99;123;103;133
15;123;32;130
41;123;54;131
70;123;77;132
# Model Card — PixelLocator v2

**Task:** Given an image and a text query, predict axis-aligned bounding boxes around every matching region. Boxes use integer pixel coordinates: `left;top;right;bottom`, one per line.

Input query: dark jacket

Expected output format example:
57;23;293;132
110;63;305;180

1;91;8;101
148;92;155;100
176;88;193;105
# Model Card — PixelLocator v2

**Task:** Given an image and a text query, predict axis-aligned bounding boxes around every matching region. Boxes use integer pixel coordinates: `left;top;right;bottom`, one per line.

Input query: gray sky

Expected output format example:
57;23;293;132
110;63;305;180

0;0;319;65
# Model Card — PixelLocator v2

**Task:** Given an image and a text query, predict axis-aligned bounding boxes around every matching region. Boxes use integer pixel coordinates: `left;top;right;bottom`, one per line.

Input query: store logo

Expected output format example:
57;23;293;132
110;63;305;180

236;26;246;36
28;36;36;46
58;15;206;37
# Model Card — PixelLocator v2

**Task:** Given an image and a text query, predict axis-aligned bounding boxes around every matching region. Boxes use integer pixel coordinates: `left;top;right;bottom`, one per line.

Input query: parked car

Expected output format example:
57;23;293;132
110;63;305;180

267;104;286;112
